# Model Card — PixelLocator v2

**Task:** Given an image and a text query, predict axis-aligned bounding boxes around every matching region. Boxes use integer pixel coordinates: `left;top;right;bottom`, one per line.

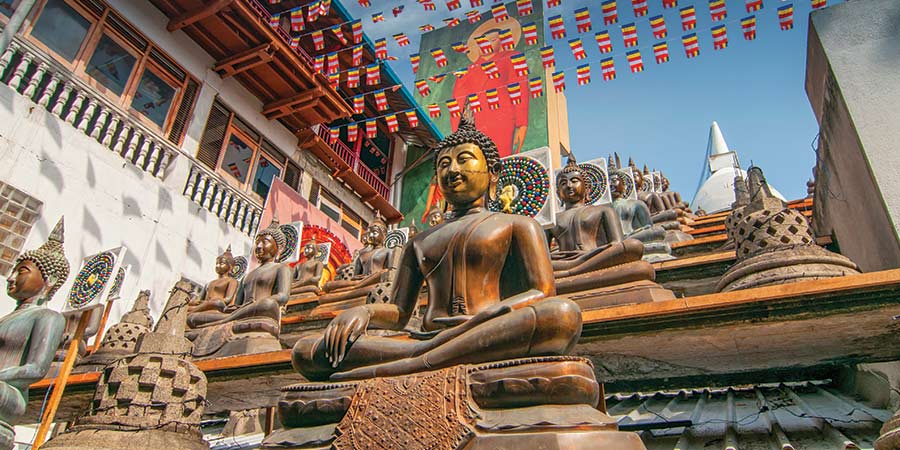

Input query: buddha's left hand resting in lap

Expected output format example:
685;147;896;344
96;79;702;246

292;112;582;382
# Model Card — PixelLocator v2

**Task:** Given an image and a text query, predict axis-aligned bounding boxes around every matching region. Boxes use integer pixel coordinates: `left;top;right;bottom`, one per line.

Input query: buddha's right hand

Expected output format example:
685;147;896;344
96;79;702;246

324;306;371;368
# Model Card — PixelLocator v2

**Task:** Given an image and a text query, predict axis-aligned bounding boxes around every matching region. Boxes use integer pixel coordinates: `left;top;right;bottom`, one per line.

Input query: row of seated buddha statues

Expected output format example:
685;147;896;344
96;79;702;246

628;160;695;244
263;113;647;449
185;220;291;359
607;164;675;262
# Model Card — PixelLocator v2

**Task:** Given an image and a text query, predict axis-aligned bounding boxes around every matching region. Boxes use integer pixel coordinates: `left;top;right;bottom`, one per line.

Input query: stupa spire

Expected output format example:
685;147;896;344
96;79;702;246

708;121;729;155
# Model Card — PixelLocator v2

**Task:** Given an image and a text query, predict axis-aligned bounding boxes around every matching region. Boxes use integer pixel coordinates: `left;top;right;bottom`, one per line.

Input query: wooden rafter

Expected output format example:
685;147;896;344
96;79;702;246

167;0;235;32
262;88;323;120
213;43;276;79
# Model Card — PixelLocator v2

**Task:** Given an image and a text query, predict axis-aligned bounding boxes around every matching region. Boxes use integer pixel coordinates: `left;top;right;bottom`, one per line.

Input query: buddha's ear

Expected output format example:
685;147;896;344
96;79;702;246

487;168;500;202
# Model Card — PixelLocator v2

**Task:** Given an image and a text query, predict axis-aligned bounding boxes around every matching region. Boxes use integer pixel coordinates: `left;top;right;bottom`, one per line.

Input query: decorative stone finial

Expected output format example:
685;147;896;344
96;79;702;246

15;217;70;300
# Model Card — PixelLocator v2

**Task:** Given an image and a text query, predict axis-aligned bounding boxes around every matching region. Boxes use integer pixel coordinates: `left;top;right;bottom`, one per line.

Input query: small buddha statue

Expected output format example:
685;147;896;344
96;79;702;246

609;164;674;262
660;174;690;212
188;245;238;317
290;239;324;297
426;205;444;227
0;218;68;449
317;219;399;306
631;162;693;243
185;219;291;358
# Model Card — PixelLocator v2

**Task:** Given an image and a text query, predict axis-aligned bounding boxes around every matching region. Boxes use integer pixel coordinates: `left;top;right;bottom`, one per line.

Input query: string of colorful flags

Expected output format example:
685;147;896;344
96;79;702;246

325;109;423;142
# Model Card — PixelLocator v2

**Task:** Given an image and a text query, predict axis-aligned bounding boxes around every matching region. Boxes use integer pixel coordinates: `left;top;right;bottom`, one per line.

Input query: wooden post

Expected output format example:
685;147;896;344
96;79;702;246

264;406;276;436
32;308;93;450
89;300;115;353
598;382;607;414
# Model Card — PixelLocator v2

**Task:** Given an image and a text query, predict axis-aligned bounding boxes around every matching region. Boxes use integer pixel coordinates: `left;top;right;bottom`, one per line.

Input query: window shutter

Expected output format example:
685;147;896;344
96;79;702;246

167;78;198;145
283;163;302;192
196;100;230;170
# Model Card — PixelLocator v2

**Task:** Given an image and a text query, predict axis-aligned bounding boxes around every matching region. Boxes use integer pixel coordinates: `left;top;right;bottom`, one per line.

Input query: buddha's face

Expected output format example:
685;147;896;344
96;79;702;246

255;235;279;262
7;259;46;303
557;171;586;205
436;143;494;207
366;225;386;247
662;178;670;191
303;243;317;259
632;170;643;190
610;173;625;199
215;256;233;276
427;209;444;227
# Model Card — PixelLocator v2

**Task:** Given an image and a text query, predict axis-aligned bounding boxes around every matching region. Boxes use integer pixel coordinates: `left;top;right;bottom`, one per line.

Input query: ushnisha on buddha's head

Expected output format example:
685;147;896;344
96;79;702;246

303;238;318;260
431;110;501;209
255;218;286;263
7;218;70;306
216;245;235;276
557;156;589;208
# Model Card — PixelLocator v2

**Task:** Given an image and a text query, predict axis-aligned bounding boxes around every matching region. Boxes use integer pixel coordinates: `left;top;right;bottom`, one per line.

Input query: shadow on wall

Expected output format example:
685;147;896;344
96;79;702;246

39;149;64;193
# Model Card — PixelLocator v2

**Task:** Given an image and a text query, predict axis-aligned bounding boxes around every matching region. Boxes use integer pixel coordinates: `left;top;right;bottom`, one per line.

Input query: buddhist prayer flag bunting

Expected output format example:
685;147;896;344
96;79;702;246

467;93;481;112
375;38;388;59
492;3;509;21
680;6;696;30
778;4;794;29
523;23;539;45
393;5;405;16
632;0;648;17
447;99;461;117
540;46;555;68
351;20;363;43
352;45;363;65
410;53;420;73
595;31;612;53
366;64;381;85
327;73;339;89
348;123;359;141
311;30;324;50
575;8;592;33
507;82;522;104
394;33;410;47
663;0;677;8
308;1;320;21
405;110;419;128
346;68;360;88
366;119;377;138
471;0;483;6
320;0;331;16
626;49;644;72
428;103;441;117
331;25;347;45
683;33;700;57
547;0;561;8
466;10;481;22
552;71;565;92
601;57;616;80
452;41;467;52
529;77;543;97
568;38;586;60
486;89;500;109
326;53;338;74
746;0;762;12
385;114;399;132
423;1;436;10
482;61;500;79
709;0;727;21
269;14;280;28
358;0;369;7
374;90;388;111
290;36;300;49
741;15;757;40
511;53;528;76
314;55;324;73
602;0;618;24
372;12;384;22
576;64;591;85
650;15;667;38
549;15;566;39
812;0;825;9
415;79;431;96
419;24;435;31
431;48;448;67
430;74;447;83
329;127;340;143
444;17;461;27
447;0;461;10
500;29;516;50
476;35;493;54
453;67;468;78
517;0;533;16
290;10;304;31
653;41;669;63
622;23;638;47
712;24;728;49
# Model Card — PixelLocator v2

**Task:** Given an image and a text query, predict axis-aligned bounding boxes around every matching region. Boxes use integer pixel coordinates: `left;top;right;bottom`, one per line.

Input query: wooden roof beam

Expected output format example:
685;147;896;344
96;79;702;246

262;88;323;120
213;43;276;79
167;0;235;32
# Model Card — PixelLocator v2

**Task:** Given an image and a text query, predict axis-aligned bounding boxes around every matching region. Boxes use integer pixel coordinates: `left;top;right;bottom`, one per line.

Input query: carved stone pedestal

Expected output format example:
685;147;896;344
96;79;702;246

186;317;282;360
564;279;676;310
263;356;646;450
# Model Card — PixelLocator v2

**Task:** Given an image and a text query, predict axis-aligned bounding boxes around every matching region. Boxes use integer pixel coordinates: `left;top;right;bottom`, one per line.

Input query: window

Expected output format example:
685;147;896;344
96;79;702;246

309;183;368;240
23;0;198;145
197;99;288;201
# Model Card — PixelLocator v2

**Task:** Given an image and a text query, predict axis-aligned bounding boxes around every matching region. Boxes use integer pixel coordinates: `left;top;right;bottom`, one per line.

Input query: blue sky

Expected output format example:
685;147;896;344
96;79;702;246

341;0;836;201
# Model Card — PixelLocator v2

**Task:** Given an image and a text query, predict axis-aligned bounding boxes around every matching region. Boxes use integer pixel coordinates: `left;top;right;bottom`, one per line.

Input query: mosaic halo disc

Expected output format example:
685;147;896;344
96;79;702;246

491;156;550;218
231;256;248;279
279;224;300;262
68;252;115;309
385;230;408;249
579;163;607;204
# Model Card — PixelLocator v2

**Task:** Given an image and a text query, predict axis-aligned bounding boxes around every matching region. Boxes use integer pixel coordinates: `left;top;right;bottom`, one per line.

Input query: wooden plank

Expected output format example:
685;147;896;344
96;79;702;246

167;0;235;32
671;233;727;250
213;43;275;78
653;251;734;272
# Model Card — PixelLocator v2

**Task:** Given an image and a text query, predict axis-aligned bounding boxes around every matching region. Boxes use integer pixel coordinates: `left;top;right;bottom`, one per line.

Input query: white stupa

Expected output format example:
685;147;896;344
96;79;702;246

690;122;784;213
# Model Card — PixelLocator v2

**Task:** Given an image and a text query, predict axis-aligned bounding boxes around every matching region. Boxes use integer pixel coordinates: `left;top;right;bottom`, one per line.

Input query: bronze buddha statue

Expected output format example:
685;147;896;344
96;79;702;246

609;163;674;262
0;218;68;449
290;239;324;297
426;205;444;227
186;219;291;359
630;162;693;244
188;245;238;318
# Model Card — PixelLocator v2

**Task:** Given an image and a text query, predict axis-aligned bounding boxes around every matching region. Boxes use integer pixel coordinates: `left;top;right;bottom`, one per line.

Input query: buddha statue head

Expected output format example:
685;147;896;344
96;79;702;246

661;175;670;192
431;109;500;209
427;206;444;227
303;238;319;261
215;245;236;277
407;225;418;239
255;218;286;264
557;156;588;209
608;158;625;201
7;218;70;306
365;218;387;248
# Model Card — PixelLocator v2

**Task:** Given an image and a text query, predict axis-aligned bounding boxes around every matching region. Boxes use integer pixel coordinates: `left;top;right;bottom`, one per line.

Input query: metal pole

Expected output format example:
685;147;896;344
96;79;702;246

0;0;39;55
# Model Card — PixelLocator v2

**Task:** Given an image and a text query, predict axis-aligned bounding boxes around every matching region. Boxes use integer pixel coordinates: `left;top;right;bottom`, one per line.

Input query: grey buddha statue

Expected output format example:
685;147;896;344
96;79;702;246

186;219;291;359
608;162;674;262
630;162;693;244
289;239;324;298
0;218;68;450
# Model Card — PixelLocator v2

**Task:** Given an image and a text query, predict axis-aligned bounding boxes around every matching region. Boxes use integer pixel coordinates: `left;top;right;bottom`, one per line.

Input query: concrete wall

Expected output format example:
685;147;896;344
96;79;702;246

805;0;900;271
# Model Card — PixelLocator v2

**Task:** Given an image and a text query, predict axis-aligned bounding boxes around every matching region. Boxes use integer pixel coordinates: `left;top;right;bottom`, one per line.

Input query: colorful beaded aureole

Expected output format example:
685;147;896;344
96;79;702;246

493;156;550;218
68;251;115;309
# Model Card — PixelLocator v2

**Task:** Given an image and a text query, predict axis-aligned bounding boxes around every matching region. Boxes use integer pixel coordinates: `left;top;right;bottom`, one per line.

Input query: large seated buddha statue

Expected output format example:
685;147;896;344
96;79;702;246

264;113;646;450
289;239;324;298
550;158;674;307
0;218;68;450
186;219;291;359
608;165;674;262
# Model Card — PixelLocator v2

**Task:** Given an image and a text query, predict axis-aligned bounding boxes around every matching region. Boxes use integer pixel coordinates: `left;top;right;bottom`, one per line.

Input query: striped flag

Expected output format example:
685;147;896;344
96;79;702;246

712;24;728;49
602;0;618;25
552;71;565;92
358;0;370;6
351;20;363;43
680;6;696;30
568;38;587;60
423;1;436;10
366;119;377;138
313;55;324;73
428;103;441;118
476;35;493;54
471;0;483;6
329;127;340;143
466;10;481;22
447;99;462;117
467;93;481;112
650;15;667;38
549;15;566;39
709;0;727;21
346;68;360;88
576;64;591;85
741;15;757;40
308;1;320;21
331;25;347;45
481;61;500;79
290;10;304;31
393;5;405;16
374;90;388;111
366;64;381;85
529;77;543;97
517;0;533;16
290;36;300;49
453;67;468;78
393;33;410;46
268;14;280;28
492;3;509;21
327;72;339;90
540;46;555;68
663;0;677;8
415;80;431;97
452;41;467;52
746;0;762;12
812;0;825;9
352;45;363;65
511;53;529;76
778;4;794;30
653;41;669;63
499;29;516;50
429;74;447;83
547;0;561;7
410;53;420;73
444;17;461;27
622;23;638;47
682;33;699;58
311;30;324;50
375;38;387;59
372;11;385;22
406;110;419;128
347;123;359;141
508;82;523;104
632;0;648;17
326;52;338;75
523;22;539;45
575;7;592;33
595;31;612;53
431;48;448;67
601;57;616;80
447;0;461;10
626;49;643;72
419;24;435;31
486;89;500;109
385;114;399;133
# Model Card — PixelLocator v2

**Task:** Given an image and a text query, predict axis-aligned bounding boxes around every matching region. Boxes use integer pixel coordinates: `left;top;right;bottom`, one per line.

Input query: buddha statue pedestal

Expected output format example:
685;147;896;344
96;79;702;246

263;356;645;450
